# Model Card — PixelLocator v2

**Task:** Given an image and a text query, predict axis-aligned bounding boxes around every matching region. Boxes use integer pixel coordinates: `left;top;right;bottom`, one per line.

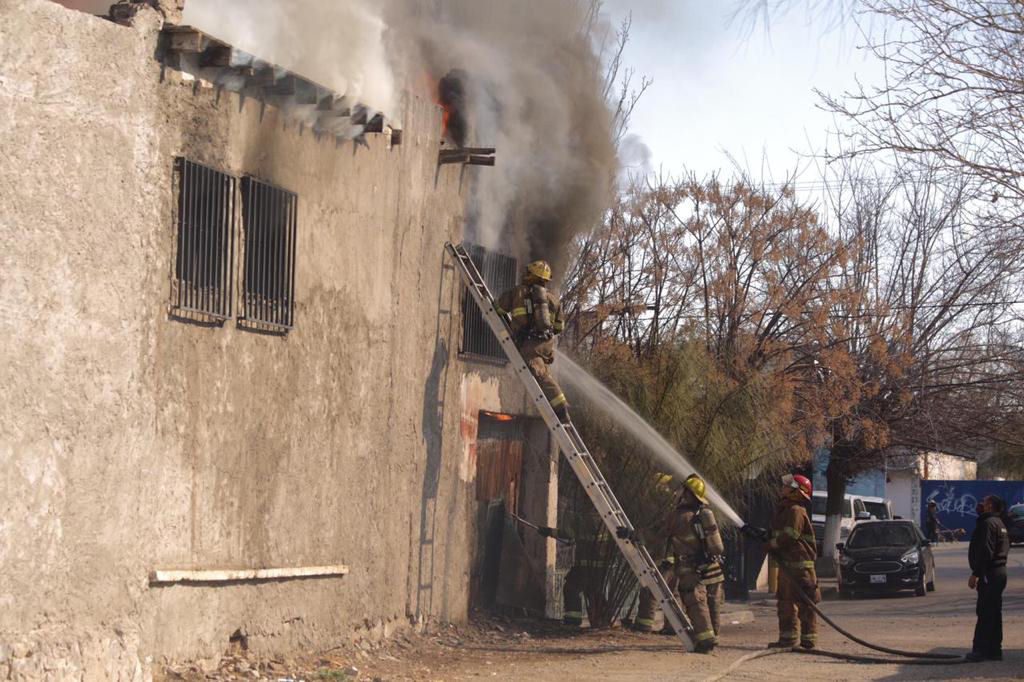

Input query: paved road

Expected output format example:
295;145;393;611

403;543;1024;681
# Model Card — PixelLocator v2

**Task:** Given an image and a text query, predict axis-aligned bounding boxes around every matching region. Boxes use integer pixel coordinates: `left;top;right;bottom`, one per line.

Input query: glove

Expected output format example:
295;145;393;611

615;526;637;541
741;525;769;542
658;559;673;571
537;526;557;539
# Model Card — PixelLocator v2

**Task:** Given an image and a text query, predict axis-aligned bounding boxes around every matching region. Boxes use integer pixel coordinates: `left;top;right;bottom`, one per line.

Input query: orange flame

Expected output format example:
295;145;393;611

481;411;516;422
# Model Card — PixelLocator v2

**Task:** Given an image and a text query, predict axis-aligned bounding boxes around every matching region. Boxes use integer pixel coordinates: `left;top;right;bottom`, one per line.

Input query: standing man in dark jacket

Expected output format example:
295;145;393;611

965;495;1010;662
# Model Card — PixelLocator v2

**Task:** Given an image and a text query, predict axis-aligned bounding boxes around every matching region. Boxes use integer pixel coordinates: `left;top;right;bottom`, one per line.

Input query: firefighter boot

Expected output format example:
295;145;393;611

694;639;716;654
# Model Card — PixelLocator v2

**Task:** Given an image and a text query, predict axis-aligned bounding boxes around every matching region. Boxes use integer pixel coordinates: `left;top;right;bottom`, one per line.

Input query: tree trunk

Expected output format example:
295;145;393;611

822;460;848;559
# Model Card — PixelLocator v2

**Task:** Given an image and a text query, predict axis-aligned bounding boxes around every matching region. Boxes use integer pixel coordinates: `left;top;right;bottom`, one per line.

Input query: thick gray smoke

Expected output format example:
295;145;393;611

396;1;617;269
183;0;617;272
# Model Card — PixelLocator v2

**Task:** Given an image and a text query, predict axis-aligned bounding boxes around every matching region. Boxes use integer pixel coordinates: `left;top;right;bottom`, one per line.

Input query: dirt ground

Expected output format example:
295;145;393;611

158;545;1022;682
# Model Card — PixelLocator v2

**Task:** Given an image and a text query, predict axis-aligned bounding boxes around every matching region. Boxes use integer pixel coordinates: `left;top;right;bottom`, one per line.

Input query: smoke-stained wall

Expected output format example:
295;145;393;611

0;0;550;677
184;0;617;274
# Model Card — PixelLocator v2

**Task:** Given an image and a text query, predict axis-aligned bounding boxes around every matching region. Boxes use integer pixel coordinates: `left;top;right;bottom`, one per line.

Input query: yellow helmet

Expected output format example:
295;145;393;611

683;474;709;505
525;260;552;283
655;473;673;489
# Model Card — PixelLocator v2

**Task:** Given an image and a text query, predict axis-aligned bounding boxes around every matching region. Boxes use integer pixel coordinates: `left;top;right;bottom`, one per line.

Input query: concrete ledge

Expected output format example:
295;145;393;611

149;565;350;585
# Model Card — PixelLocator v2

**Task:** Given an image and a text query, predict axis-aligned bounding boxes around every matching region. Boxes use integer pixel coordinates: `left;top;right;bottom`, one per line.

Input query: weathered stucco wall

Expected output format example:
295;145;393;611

0;1;545;679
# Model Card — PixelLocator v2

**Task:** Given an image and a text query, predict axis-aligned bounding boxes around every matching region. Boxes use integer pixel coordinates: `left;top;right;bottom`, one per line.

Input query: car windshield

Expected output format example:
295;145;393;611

863;502;889;519
812;497;851;518
1009;504;1024;520
846;523;916;549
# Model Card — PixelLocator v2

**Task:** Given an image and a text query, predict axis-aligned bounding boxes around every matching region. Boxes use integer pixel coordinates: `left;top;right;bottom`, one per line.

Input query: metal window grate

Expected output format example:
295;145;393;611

173;158;236;319
240;176;298;331
461;244;518;361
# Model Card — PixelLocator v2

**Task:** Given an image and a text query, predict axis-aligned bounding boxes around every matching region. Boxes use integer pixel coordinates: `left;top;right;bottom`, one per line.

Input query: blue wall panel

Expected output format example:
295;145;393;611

813;448;886;497
920;480;1024;539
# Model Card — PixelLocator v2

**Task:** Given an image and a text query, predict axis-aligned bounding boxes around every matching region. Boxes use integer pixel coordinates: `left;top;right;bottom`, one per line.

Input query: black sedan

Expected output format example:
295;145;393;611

835;520;936;598
1008;504;1024;546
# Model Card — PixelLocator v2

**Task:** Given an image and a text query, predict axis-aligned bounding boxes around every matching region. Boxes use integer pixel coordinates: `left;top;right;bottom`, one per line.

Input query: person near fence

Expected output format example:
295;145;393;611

926;500;941;542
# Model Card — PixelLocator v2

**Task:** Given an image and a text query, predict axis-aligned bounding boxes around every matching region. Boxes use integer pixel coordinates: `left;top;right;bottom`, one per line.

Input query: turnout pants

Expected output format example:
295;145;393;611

972;569;1007;657
563;564;606;625
776;567;820;645
705;580;724;635
635;565;678;632
525;355;567;410
520;340;567;411
563;565;586;625
637;569;717;644
677;572;717;645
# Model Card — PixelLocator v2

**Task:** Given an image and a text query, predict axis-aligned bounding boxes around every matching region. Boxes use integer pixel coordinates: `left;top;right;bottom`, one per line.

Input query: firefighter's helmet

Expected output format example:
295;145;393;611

782;473;812;500
656;473;674;488
525;260;552;283
683;474;710;505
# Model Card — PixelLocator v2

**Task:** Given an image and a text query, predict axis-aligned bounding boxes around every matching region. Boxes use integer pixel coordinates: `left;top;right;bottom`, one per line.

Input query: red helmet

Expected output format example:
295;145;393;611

782;473;812;500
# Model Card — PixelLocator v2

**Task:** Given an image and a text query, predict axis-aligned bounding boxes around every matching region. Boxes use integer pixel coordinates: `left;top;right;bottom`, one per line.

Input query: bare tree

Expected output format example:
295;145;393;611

819;1;1024;216
815;158;1024;555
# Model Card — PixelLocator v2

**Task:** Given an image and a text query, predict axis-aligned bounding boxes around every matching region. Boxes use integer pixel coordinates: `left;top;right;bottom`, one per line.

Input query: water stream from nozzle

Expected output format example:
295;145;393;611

557;355;745;527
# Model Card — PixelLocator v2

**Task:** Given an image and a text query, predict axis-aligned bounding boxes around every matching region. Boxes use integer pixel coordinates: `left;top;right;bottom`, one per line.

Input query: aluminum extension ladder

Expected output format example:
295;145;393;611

445;242;696;651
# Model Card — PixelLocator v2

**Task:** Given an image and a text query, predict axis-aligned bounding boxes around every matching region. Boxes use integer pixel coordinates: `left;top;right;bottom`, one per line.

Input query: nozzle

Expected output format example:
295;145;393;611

740;525;770;542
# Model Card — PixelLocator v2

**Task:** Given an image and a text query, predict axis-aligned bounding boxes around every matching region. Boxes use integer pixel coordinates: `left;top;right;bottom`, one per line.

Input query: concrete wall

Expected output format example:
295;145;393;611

922;452;977;481
0;1;548;678
888;471;915;521
886;452;977;524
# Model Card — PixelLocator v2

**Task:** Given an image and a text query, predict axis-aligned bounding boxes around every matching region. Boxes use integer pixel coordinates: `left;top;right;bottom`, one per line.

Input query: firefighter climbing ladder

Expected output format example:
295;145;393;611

445;242;697;651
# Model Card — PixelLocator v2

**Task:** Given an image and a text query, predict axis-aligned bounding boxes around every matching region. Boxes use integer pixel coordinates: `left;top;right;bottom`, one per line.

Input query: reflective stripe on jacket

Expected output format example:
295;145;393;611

769;500;817;563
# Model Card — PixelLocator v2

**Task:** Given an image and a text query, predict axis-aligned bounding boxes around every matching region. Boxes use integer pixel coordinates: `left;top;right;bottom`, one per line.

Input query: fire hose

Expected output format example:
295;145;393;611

701;529;968;681
741;525;965;663
509;511;575;545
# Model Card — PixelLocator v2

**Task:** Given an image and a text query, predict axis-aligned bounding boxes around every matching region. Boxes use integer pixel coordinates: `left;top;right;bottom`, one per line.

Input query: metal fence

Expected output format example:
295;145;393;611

173;158;236;319
461;244;517;360
241;176;298;331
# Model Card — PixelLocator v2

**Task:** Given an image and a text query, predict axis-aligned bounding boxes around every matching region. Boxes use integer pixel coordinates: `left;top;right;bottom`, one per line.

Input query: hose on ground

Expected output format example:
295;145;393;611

702;646;968;682
773;551;962;661
701;649;788;682
790;648;968;665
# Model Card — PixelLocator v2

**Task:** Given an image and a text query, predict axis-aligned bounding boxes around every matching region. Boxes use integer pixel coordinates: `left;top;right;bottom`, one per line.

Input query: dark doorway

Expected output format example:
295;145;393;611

471;412;525;609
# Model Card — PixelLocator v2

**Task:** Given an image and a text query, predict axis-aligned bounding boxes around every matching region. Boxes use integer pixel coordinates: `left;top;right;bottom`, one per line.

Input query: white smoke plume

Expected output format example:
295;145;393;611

183;0;395;117
183;0;617;269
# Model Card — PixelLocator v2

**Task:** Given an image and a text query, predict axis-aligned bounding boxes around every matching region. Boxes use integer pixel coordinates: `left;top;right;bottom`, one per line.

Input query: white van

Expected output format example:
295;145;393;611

858;495;894;521
811;491;870;549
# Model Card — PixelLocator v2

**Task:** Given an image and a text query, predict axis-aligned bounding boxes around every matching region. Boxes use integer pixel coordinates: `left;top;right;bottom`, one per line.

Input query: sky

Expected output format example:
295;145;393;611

600;1;885;186
56;0;883;188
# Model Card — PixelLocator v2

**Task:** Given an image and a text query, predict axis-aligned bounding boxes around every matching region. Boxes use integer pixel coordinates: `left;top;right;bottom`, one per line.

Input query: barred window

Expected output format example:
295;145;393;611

173;158;236;320
461;244;518;361
240;177;298;331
